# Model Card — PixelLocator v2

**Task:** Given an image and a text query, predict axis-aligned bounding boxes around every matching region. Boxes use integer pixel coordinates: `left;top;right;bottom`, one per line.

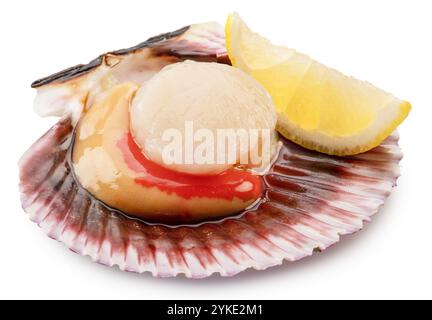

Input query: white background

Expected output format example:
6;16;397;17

1;0;431;299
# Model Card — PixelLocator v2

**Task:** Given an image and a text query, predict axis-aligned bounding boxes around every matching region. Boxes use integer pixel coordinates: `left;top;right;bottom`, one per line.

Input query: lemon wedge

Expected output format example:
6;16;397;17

225;12;411;155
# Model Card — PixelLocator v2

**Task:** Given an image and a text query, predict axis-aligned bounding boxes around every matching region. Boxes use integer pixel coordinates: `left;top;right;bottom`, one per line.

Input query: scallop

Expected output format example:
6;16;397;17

19;22;402;277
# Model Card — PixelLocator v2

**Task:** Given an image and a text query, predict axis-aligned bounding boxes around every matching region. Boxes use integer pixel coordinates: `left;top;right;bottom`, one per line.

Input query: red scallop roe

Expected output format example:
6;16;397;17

117;132;263;201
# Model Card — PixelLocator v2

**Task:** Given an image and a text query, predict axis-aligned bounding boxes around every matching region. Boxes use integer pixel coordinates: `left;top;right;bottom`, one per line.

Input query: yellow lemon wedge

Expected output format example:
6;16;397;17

225;12;411;155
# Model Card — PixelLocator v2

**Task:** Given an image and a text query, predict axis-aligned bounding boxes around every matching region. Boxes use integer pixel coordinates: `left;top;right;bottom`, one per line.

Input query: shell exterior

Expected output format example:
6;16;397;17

19;117;401;278
31;22;227;124
31;23;227;88
20;23;403;278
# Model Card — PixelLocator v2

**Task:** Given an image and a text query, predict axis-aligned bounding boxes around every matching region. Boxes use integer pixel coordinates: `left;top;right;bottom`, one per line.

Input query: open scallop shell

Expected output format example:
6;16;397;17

19;23;402;278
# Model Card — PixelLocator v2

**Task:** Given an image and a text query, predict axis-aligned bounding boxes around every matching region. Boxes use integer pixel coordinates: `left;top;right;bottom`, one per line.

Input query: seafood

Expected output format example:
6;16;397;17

71;80;268;221
19;22;402;277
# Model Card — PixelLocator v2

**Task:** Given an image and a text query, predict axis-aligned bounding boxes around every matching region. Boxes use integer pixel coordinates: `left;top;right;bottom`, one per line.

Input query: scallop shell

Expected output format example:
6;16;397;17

19;23;402;278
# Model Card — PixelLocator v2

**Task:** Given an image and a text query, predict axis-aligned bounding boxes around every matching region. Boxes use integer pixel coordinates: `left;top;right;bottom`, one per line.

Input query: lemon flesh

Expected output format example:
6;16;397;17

226;13;411;155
